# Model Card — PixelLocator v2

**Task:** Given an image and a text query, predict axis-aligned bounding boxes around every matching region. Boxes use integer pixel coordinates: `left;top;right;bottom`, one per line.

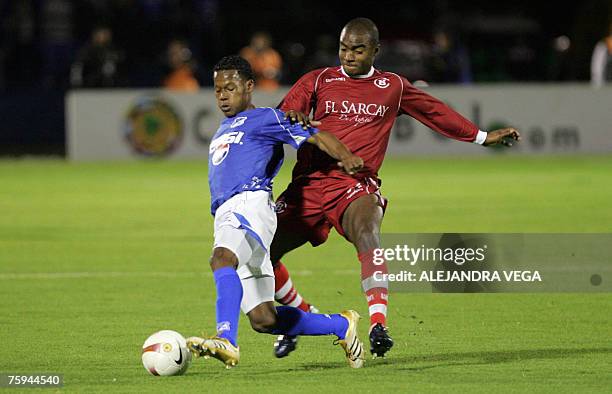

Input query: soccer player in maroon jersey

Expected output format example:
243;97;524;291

271;17;520;358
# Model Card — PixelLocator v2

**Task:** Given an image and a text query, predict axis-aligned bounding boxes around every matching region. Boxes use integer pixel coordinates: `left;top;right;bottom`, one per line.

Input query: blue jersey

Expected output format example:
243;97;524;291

208;107;317;215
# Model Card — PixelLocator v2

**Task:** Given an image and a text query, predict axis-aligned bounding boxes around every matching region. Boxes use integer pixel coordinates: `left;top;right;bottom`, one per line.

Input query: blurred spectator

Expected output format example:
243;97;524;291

0;2;608;91
40;0;76;89
590;21;612;88
280;40;307;84
305;35;339;71
163;39;200;92
240;32;282;91
377;39;431;82
507;36;537;81
0;0;38;90
70;26;122;88
429;29;472;84
547;35;572;81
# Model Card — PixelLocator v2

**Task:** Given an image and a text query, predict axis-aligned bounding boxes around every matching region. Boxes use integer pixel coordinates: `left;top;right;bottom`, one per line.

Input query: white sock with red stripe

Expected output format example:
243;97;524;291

359;249;388;326
273;261;312;312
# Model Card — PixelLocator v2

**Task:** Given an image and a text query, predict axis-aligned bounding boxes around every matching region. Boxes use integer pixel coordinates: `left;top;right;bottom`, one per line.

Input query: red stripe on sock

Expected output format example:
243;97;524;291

370;313;386;325
366;288;388;326
359;249;388;277
273;261;311;312
359;250;389;326
273;261;290;292
296;299;310;312
280;287;298;305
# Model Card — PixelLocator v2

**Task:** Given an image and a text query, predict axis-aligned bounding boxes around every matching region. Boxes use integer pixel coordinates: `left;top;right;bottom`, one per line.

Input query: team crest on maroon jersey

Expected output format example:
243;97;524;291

374;77;390;89
275;200;287;213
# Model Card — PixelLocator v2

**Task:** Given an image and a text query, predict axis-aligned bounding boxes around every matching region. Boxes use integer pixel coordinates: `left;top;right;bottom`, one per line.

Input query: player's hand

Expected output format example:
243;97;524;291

284;110;321;130
483;128;521;147
338;155;364;175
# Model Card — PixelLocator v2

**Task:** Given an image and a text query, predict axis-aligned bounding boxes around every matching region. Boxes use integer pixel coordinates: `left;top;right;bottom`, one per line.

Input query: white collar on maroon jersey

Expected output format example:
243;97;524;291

339;66;375;79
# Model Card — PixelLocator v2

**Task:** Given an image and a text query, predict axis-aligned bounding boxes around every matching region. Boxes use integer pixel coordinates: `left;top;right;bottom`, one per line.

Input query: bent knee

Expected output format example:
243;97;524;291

249;314;277;334
210;247;238;269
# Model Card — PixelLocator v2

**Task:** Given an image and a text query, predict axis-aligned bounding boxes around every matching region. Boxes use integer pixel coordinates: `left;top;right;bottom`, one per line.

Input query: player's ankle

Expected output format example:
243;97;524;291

369;313;386;328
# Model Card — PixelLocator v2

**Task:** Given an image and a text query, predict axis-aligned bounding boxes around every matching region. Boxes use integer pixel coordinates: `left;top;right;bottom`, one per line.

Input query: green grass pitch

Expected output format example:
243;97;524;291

1;156;611;393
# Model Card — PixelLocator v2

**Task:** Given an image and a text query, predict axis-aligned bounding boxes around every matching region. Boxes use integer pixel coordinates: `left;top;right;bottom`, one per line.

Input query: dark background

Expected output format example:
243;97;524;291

1;0;611;156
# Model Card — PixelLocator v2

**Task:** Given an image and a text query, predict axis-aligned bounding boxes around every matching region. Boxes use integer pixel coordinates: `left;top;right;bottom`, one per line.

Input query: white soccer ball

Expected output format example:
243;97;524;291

141;330;192;376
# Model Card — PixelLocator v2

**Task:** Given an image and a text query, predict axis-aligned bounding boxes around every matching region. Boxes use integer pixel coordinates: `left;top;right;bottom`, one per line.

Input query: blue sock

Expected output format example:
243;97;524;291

272;306;349;339
213;266;242;347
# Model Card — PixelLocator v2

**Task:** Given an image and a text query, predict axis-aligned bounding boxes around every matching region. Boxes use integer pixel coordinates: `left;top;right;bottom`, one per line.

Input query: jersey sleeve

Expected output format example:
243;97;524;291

277;69;323;114
256;108;319;149
398;76;479;142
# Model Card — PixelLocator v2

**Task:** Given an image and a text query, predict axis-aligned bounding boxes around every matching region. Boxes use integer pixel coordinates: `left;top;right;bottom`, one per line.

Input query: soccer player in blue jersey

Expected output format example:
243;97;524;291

186;56;366;369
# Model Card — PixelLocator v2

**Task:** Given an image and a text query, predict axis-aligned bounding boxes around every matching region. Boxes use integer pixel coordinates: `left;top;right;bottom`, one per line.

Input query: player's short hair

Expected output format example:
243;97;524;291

343;17;379;45
213;55;255;82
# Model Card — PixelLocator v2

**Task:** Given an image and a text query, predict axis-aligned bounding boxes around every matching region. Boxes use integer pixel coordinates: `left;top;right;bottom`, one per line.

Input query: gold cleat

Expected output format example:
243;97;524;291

187;336;239;369
186;336;210;359
337;310;365;368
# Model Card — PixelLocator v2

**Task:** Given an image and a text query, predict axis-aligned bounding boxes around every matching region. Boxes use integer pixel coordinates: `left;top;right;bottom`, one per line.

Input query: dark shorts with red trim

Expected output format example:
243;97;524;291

275;172;387;246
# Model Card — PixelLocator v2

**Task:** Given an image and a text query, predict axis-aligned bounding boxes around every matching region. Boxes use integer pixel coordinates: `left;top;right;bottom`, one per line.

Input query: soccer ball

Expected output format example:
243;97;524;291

141;330;192;376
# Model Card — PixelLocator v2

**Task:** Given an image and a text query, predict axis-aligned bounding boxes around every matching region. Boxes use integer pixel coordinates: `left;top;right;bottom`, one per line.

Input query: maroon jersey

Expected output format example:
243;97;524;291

279;66;479;178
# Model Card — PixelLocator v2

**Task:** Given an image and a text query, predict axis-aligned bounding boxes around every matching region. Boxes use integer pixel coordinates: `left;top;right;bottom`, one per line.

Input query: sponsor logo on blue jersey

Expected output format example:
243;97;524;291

230;116;247;128
208;107;316;215
209;131;245;165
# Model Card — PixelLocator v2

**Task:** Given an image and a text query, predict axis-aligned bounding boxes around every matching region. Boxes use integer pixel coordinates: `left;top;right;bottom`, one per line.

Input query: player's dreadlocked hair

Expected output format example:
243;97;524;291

213;55;255;81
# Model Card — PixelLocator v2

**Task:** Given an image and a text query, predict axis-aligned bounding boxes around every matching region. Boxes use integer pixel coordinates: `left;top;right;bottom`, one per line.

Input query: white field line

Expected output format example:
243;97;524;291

0;270;360;280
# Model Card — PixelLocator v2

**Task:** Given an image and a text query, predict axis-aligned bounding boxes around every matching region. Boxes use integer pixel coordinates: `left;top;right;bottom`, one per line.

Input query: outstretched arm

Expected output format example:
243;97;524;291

307;131;364;175
398;77;521;147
